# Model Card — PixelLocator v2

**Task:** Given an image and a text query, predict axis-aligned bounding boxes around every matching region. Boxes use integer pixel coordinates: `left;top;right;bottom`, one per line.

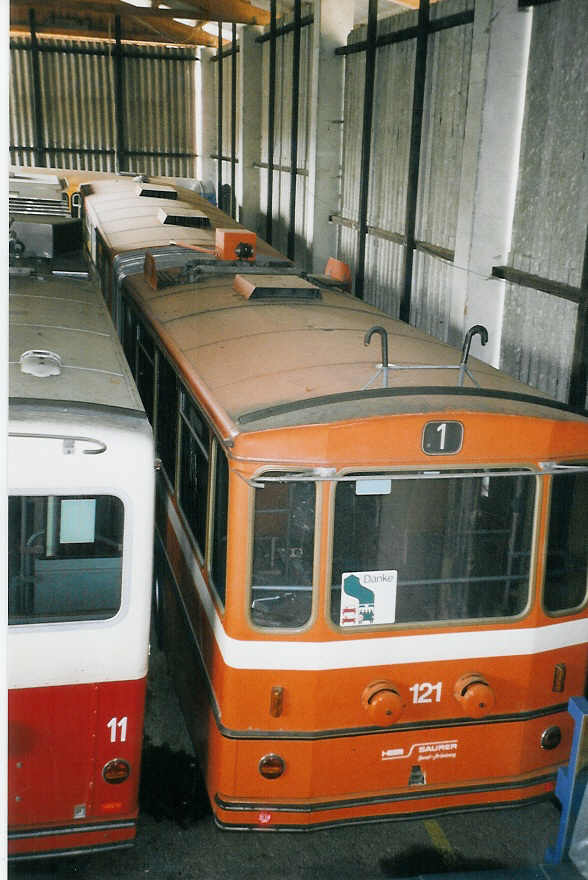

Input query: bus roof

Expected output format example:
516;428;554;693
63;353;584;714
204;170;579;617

53;166;583;436
123;270;584;436
81;176;284;260
9;271;143;413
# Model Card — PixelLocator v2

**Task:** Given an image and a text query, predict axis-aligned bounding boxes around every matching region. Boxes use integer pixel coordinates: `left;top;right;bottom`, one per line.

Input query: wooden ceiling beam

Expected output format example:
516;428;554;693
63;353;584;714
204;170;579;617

158;0;269;24
9;18;217;46
10;0;270;25
9;5;223;44
10;0;205;19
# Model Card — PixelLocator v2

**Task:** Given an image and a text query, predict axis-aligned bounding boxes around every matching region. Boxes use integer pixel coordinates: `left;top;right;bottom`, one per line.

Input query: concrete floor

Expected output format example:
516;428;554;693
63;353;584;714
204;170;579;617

8;641;583;880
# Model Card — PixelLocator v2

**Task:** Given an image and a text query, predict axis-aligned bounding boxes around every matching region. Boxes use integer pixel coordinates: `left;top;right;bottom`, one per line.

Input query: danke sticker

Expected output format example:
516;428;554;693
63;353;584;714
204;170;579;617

339;570;397;626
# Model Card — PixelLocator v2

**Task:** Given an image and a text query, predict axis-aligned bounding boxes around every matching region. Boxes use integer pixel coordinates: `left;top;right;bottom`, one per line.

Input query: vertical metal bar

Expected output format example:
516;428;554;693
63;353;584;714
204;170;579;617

231;23;237;219
29;9;45;168
287;0;301;261
399;0;430;323
569;230;588;411
266;0;277;244
354;0;378;300
217;21;224;210
114;16;126;173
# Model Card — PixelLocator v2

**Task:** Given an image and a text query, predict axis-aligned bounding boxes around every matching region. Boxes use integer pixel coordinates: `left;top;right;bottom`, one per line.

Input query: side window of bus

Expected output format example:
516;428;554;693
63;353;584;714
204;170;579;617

8;495;124;625
250;477;315;628
136;321;155;421
210;443;229;605
156;352;178;484
544;472;588;614
179;393;210;557
122;298;137;375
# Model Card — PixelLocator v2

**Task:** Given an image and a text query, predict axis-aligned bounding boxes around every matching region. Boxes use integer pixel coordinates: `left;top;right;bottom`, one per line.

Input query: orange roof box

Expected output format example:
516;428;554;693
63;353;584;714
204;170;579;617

215;228;256;261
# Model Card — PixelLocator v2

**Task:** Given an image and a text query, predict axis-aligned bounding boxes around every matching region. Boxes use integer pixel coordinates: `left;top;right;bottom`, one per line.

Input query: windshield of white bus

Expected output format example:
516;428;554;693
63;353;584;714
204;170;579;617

330;471;535;627
8;495;124;625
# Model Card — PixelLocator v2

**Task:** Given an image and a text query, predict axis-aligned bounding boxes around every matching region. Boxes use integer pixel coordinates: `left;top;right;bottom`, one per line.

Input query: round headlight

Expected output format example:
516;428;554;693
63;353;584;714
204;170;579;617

258;754;285;779
102;758;131;784
540;726;562;750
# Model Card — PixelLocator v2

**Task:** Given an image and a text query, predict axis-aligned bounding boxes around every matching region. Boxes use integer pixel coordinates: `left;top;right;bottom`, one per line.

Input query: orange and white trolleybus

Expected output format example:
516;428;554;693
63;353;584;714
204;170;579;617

63;170;588;830
8;226;155;858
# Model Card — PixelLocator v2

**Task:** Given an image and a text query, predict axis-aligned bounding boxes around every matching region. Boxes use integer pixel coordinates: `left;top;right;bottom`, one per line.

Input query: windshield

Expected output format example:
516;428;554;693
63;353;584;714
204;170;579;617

544;471;588;614
330;472;536;627
250;477;315;628
9;494;124;625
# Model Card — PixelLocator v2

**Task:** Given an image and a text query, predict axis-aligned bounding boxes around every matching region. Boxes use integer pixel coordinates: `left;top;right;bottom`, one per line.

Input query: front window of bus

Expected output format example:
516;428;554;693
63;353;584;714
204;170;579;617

330;472;535;627
250;476;315;628
544;471;588;614
8;495;124;624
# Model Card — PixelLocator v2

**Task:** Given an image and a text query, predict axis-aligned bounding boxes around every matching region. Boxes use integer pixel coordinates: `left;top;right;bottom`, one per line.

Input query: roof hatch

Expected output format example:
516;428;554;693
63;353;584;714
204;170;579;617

137;183;178;199
19;349;62;378
157;206;210;228
233;274;321;301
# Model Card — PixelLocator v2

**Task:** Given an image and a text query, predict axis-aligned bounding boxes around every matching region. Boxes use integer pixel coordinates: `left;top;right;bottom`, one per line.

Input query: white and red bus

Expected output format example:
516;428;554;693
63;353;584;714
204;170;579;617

8;234;155;858
41;169;588;830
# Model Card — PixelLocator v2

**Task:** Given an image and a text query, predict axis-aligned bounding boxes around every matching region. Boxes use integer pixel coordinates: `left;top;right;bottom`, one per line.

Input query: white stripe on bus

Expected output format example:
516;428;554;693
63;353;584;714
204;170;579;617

167;499;587;672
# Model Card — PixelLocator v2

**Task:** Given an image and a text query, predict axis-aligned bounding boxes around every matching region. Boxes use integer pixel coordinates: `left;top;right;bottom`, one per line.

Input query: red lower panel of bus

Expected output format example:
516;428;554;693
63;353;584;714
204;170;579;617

8;820;137;859
8;678;146;859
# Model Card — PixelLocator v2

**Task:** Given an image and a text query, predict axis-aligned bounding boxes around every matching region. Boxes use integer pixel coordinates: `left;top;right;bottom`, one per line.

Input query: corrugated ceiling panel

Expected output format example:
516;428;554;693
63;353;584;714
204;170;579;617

501;284;578;403
363;237;405;318
125;46;197;177
510;0;587;288
40;39;115;172
416;10;473;253
258;7;314;264
9;40;35;166
339;1;473;332
504;0;586;405
9;38;197;176
338;30;365;281
411;250;455;342
368;12;416;236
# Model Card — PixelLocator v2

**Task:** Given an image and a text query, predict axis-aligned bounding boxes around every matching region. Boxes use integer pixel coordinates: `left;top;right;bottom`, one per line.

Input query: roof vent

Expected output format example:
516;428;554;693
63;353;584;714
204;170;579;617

157;207;210;228
233;274;321;301
137;183;178;199
19;349;62;378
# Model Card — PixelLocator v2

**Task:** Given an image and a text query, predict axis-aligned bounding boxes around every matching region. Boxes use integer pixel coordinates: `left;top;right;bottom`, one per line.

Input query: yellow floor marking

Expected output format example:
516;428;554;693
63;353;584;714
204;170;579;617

424;818;455;862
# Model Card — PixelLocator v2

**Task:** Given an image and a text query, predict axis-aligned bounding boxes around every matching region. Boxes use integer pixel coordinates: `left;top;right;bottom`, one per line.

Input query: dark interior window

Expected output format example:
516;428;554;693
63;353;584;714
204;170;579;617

121;299;137;375
179;393;210;555
8;495;124;624
211;445;229;605
544;472;588;614
136;322;155;421
156;352;178;484
250;477;315;628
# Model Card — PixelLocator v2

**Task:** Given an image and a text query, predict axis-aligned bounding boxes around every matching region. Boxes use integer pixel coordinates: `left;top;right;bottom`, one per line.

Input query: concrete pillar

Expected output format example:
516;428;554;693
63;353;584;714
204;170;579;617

237;26;264;233
450;0;532;365
305;0;354;274
196;47;219;195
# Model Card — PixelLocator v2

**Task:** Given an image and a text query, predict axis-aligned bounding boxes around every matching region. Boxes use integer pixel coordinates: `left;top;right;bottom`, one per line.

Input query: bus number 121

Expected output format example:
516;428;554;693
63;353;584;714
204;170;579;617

409;682;442;704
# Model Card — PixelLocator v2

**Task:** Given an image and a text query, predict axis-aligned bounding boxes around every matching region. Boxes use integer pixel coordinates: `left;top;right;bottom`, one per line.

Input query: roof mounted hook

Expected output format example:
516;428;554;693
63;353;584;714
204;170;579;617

459;325;488;387
364;325;390;387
